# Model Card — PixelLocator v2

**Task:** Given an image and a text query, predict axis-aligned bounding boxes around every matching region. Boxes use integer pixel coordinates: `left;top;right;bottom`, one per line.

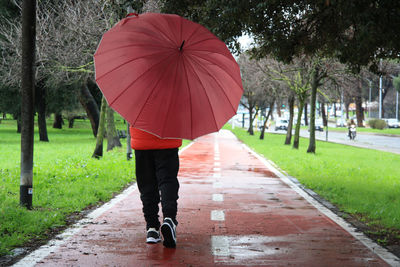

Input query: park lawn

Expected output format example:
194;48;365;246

228;126;400;240
0;118;190;256
0;119;134;256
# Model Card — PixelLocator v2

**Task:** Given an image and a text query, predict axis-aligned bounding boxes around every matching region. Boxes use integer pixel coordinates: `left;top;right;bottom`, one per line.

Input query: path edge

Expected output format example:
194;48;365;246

240;139;400;267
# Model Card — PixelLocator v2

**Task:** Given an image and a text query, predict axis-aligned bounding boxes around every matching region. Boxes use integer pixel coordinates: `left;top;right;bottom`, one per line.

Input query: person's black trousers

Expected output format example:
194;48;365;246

134;148;180;230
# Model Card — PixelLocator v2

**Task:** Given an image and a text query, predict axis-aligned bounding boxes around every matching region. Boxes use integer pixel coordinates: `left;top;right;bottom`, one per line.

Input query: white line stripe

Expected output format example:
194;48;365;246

214;162;220;166
212;194;224;202
211;210;225;221
241;142;400;266
13;184;138;267
211;236;230;256
213;173;221;178
14;142;195;267
213;167;221;172
213;182;222;188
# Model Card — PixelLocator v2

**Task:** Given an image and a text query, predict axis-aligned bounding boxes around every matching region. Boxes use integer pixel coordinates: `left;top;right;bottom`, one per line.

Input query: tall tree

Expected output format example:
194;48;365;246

20;0;36;209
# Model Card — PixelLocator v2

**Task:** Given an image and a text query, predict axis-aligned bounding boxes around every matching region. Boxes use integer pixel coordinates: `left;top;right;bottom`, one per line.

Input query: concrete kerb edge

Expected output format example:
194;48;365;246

13;142;195;267
241;142;400;267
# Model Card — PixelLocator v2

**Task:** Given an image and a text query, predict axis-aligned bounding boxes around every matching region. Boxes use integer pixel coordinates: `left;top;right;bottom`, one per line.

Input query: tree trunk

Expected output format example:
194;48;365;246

68;117;75;128
106;105;122;151
20;0;36;209
293;99;305;149
355;77;364;127
79;82;100;137
17;117;22;133
307;67;318;154
285;95;295;145
53;113;63;129
247;106;257;135
92;97;107;158
260;101;274;140
304;102;308;126
36;82;49;142
321;102;327;127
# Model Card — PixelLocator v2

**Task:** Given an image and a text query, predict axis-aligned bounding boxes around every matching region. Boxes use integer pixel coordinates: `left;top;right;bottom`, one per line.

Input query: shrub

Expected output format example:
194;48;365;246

368;119;387;129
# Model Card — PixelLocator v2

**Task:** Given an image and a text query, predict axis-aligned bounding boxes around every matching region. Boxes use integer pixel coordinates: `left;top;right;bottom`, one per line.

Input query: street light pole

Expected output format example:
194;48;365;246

379;59;383;119
397;91;399;121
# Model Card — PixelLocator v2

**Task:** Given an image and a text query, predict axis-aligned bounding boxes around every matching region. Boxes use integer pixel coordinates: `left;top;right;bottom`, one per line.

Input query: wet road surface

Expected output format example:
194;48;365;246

15;130;398;266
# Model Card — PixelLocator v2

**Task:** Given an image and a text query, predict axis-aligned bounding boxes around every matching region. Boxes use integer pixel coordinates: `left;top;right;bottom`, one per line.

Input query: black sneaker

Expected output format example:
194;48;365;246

161;217;177;248
146;228;161;243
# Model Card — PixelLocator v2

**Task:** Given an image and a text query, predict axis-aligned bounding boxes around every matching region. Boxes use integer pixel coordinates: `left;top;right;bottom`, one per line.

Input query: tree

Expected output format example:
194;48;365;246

237;53;271;135
92;97;107;158
20;0;36;209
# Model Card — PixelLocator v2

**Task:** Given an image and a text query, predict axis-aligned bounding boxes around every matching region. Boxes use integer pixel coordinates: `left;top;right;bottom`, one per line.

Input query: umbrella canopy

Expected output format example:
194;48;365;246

94;12;243;140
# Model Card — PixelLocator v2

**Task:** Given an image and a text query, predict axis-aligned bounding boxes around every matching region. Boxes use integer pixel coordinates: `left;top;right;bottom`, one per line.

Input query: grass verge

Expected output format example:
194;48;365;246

228;126;400;246
0;119;133;256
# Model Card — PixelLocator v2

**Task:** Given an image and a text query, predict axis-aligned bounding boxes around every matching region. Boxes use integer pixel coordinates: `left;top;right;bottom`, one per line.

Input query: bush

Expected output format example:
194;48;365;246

368;119;387;129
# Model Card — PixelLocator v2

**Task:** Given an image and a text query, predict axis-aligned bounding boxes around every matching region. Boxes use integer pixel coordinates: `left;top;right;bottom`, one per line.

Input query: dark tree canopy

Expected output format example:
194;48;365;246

162;0;400;72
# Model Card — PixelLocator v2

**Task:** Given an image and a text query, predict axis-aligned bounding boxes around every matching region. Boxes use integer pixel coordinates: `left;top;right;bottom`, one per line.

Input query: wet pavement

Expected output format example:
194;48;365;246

15;130;398;266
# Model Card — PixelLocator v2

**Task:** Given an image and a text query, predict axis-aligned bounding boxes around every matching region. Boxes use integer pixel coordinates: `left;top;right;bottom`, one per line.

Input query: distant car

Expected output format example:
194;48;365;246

336;118;347;127
385;118;400;128
315;119;324;132
275;119;289;131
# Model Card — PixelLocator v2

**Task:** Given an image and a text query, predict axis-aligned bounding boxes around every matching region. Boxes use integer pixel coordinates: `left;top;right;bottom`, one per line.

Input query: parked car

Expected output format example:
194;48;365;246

308;119;324;132
385;118;400;128
336;118;347;127
275;119;289;131
315;119;324;131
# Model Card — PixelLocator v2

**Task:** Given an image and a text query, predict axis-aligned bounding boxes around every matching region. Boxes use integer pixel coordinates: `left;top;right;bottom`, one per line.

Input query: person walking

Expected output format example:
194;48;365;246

130;127;182;248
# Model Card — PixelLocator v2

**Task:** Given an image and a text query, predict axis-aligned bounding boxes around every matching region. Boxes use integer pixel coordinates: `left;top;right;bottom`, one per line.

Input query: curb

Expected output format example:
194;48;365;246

240;141;400;267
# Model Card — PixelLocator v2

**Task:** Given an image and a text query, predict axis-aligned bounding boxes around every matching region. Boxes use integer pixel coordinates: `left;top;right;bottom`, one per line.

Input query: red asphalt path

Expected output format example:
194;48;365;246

15;130;398;266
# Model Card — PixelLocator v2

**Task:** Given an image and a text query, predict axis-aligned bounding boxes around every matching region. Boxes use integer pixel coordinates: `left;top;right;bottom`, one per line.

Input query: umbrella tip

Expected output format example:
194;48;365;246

179;40;185;51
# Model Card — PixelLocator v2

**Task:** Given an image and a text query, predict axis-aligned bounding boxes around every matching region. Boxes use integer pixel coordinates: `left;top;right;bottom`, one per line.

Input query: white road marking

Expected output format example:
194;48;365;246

211;236;230;256
214;162;221;166
13;184;138;267
213;182;222;188
212;194;224;202
13;143;196;267
213;173;221;178
211;210;225;221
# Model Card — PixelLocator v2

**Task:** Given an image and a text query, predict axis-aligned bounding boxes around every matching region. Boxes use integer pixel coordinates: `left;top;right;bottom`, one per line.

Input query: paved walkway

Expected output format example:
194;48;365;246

15;130;398;266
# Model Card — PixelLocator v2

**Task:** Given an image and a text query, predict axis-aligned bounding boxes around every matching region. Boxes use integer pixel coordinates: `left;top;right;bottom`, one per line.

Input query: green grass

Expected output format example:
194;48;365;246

228;126;400;231
0;119;136;256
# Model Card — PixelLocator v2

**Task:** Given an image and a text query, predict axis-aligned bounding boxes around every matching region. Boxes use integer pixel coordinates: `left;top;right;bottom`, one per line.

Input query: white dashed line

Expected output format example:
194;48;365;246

212;194;224;202
213;181;222;188
211;210;225;221
211;236;230;256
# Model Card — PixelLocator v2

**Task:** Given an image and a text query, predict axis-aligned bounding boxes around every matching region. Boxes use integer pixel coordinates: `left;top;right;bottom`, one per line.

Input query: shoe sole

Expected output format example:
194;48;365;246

161;223;176;248
146;237;161;243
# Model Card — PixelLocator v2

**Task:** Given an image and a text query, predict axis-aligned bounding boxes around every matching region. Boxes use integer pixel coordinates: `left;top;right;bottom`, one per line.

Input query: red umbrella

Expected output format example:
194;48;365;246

94;13;243;140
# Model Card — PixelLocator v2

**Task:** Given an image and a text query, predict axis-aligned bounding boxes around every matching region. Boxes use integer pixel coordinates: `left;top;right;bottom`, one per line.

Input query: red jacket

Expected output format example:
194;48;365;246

130;127;182;150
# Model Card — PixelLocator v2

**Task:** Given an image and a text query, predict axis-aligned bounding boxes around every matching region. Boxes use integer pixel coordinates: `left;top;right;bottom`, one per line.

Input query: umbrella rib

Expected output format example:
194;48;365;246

191;52;243;91
96;51;169;85
189;56;240;114
183;24;204;45
103;29;176;49
131;54;176;126
160;55;180;138
143;19;179;48
95;43;173;57
181;56;194;139
184;58;220;132
108;53;175;107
